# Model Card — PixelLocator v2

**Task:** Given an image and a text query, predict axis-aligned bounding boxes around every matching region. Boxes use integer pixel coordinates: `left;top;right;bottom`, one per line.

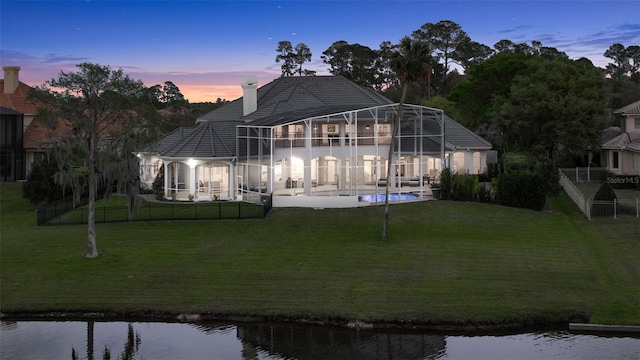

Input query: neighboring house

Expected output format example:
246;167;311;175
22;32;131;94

601;99;640;175
0;66;41;181
140;75;493;208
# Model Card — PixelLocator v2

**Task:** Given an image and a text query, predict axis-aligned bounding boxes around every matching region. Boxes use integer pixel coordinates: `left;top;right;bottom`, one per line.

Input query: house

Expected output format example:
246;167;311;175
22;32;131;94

139;75;493;208
601;99;640;175
0;66;41;181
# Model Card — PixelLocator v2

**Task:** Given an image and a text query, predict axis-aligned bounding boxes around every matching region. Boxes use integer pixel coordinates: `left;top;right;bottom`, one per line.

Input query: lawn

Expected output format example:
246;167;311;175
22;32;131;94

1;182;638;328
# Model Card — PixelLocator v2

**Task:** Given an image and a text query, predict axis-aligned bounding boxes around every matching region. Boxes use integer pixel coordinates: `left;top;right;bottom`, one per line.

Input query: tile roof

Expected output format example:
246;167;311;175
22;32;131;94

613;99;640;115
399;114;492;153
601;131;640;153
156;75;490;158
0;81;38;114
23;118;73;149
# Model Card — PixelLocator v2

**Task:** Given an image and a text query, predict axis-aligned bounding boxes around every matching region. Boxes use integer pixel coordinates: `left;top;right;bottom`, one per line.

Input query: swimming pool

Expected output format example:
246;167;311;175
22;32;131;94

359;193;419;203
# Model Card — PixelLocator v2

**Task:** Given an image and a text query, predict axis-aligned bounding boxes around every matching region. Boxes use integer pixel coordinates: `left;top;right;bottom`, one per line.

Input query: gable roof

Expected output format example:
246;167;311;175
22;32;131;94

601;131;640;153
613;100;640;115
0;81;38;114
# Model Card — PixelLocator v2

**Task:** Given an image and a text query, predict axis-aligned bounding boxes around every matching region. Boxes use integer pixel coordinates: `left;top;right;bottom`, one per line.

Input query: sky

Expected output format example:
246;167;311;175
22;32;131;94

1;0;639;103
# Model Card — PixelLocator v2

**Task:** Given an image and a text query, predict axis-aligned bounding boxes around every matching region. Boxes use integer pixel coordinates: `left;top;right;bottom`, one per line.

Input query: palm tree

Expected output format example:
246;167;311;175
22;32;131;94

382;36;432;241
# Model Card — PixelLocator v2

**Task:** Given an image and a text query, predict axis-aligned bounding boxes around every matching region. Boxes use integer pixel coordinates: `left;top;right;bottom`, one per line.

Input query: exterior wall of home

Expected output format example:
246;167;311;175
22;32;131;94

623;115;640;132
603;149;640;175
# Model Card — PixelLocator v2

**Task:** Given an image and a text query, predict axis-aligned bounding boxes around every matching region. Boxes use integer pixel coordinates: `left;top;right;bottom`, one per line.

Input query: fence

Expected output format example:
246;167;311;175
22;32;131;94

558;168;639;220
37;196;271;226
558;169;591;218
559;167;608;183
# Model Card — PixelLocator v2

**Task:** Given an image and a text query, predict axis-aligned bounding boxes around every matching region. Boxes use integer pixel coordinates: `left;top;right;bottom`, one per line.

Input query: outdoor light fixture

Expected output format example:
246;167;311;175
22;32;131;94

366;124;370;130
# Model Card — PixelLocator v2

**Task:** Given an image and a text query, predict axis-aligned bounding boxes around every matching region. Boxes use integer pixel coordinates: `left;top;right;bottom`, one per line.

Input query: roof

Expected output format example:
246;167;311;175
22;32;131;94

198;75;391;124
0;106;21;115
399;114;493;153
153;75;491;158
601;131;640;153
0;81;38;114
613;100;640;115
159;121;235;158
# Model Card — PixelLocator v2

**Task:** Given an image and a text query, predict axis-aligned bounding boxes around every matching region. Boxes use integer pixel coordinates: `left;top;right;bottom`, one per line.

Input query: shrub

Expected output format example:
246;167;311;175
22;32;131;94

23;156;65;207
594;181;617;201
496;172;546;210
591;181;617;217
439;168;453;200
152;164;164;194
451;174;478;201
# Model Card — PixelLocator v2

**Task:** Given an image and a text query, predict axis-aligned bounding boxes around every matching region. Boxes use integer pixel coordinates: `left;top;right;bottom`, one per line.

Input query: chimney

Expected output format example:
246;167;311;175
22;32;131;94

3;66;21;94
241;75;258;116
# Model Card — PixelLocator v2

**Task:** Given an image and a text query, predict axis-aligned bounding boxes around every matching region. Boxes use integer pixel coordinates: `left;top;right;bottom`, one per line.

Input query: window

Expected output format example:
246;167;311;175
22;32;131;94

634;118;640;130
612;151;619;169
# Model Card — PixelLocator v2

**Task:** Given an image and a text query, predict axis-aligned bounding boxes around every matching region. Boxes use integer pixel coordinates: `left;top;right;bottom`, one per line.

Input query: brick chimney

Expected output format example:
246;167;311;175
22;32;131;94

241;75;258;116
3;66;21;94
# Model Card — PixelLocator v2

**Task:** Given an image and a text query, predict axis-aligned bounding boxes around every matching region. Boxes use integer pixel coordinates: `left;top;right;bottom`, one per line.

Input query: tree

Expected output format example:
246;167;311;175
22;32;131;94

447;52;534;130
321;40;351;76
453;38;493;73
321;41;379;87
293;43;314;76
160;81;187;105
376;41;396;90
490;58;608;161
413;20;468;75
276;41;315;77
604;43;640;80
604;43;630;80
276;41;296;77
29;62;155;258
382;36;432;241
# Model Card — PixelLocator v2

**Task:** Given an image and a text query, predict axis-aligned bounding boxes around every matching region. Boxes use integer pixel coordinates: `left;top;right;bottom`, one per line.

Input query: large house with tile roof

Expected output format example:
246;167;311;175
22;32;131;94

601;99;640;175
140;75;493;208
0;66;42;181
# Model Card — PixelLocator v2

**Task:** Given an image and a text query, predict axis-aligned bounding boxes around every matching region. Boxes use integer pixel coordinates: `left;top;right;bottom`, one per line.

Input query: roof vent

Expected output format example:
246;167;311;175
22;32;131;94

241;75;258;116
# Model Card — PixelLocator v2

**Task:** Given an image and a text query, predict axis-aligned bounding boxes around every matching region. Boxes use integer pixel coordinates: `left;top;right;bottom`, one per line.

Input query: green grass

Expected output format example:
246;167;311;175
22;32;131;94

1;182;638;327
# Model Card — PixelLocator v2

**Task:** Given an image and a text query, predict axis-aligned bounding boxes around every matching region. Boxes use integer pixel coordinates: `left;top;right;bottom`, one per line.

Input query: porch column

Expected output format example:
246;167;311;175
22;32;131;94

304;124;312;195
189;162;197;199
229;161;235;199
480;152;487;174
164;162;170;198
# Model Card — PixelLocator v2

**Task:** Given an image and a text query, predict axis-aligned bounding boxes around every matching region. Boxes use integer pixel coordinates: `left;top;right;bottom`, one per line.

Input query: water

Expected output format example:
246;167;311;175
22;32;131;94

2;320;638;359
359;193;419;203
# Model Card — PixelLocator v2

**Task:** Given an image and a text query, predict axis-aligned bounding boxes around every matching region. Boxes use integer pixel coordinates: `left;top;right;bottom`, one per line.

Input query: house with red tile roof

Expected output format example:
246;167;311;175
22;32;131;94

1;66;92;181
1;66;41;181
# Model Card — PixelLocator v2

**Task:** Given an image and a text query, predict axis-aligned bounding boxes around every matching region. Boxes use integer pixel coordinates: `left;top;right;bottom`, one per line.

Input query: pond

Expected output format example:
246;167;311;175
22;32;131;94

2;320;638;359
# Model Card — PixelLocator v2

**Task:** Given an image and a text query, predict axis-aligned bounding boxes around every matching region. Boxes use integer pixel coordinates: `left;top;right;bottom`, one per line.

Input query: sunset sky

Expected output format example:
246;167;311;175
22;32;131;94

1;0;639;102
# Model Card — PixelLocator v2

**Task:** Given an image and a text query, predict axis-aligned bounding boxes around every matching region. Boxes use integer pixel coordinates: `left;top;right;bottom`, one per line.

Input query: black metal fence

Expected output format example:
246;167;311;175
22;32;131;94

37;196;272;226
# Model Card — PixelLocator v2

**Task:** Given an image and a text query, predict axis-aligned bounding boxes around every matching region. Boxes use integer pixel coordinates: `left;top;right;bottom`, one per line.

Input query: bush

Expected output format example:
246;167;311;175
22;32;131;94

439;168;453;200
23;156;65;207
594;181;617;201
496;172;546;210
451;174;478;201
152;164;164;194
591;181;617;217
